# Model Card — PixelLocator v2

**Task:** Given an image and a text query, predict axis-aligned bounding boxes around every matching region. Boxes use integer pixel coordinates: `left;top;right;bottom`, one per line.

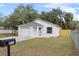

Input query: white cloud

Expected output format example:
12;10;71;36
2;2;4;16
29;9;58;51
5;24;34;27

45;3;66;8
45;3;76;13
44;3;79;21
62;7;76;13
74;15;79;21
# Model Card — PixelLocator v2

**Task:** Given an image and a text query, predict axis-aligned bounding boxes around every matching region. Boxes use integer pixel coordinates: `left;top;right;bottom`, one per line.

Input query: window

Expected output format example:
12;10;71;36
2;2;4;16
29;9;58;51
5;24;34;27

47;27;52;34
39;27;41;30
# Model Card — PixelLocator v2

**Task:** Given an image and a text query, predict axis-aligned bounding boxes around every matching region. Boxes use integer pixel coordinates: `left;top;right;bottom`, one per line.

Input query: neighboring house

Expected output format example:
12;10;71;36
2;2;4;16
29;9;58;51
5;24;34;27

18;18;61;38
0;26;12;34
0;26;4;30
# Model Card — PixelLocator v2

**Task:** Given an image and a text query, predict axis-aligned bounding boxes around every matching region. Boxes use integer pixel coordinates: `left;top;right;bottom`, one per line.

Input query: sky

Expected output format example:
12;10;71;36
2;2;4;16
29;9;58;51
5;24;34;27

0;3;79;21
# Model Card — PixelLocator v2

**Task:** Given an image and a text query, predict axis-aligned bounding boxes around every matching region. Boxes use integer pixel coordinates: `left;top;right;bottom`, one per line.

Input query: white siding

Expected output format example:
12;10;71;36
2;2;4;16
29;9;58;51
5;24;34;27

40;26;60;37
52;26;60;37
18;19;61;38
18;26;37;38
35;20;60;37
30;26;37;37
18;27;30;37
18;27;21;36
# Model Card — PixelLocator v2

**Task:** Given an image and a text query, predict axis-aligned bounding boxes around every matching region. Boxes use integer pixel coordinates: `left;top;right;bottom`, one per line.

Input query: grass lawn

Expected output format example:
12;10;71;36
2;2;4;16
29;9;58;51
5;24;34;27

0;37;74;56
0;34;16;38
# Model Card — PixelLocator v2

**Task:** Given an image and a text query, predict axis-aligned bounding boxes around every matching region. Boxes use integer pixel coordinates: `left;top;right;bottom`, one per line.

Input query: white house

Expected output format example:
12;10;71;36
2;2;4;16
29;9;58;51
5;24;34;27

18;18;61;38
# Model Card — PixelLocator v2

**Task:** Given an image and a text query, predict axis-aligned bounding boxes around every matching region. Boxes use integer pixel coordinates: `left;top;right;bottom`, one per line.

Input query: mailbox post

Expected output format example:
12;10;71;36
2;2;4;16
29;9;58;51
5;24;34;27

7;44;10;56
0;38;16;56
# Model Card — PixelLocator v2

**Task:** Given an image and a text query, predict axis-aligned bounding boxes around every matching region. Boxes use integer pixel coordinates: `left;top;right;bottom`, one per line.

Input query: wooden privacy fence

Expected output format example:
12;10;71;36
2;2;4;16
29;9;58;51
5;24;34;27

59;29;71;38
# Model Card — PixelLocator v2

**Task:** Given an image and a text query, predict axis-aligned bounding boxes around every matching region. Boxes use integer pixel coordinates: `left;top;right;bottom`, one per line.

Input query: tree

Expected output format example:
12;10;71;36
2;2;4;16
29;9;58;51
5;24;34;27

0;20;4;26
64;12;75;29
40;8;76;29
40;8;64;27
4;5;76;31
12;5;39;24
4;5;40;35
40;11;50;21
64;13;73;23
5;4;39;29
50;8;64;26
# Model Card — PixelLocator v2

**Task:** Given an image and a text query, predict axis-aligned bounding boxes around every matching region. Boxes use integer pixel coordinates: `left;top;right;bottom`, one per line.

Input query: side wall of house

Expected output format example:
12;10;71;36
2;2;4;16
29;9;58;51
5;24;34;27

35;20;60;37
18;27;21;36
18;19;61;38
40;25;60;37
18;26;31;37
18;24;38;38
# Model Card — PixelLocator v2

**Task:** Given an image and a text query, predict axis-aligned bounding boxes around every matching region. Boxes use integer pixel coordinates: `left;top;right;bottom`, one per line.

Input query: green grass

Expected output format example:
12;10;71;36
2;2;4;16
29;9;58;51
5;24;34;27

0;37;74;56
0;34;16;38
11;37;74;56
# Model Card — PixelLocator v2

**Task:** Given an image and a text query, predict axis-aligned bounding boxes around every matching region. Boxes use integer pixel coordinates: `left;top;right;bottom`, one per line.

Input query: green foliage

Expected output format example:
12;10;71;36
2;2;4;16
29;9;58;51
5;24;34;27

64;13;76;30
0;13;4;26
64;13;73;23
13;5;39;24
67;21;76;30
40;8;64;27
74;21;79;30
4;5;40;30
3;5;76;30
0;20;3;26
40;8;76;30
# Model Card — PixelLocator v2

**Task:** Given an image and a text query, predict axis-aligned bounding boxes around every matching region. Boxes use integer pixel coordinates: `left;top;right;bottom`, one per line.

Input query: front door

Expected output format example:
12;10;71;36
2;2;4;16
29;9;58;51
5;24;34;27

39;27;41;36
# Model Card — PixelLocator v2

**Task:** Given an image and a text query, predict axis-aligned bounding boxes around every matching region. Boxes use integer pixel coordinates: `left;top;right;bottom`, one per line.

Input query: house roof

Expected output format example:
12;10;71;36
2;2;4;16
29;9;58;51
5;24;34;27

34;18;61;28
18;18;61;28
18;21;43;27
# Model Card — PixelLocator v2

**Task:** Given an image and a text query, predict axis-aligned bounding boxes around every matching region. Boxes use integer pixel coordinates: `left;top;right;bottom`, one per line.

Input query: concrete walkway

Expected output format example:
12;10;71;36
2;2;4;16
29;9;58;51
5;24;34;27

15;36;31;42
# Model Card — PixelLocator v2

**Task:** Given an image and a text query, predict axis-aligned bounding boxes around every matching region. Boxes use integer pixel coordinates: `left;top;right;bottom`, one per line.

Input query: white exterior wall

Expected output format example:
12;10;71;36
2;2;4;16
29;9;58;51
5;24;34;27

40;25;60;37
18;26;30;37
30;26;37;37
35;20;60;37
18;19;61;38
18;27;21;36
51;26;60;37
29;26;43;38
18;25;38;38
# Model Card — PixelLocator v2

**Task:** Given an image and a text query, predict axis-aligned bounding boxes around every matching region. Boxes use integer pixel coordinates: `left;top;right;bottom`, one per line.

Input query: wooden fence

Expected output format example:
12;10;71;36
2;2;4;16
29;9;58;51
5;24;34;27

60;29;71;38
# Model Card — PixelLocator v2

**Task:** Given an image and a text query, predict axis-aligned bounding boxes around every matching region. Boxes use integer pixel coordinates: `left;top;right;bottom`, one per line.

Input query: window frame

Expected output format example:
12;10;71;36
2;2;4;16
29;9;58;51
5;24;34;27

47;27;52;34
